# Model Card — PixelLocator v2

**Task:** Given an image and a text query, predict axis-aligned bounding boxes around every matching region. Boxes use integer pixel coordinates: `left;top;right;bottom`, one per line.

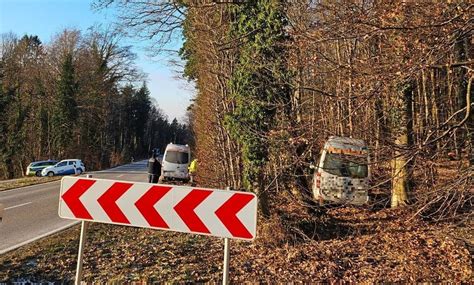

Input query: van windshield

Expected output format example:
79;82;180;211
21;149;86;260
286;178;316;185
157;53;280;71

322;153;368;178
165;151;189;164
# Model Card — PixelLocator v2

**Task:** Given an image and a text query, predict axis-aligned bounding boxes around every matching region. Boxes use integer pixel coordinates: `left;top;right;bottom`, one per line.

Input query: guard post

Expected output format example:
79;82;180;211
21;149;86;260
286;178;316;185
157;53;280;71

75;174;92;285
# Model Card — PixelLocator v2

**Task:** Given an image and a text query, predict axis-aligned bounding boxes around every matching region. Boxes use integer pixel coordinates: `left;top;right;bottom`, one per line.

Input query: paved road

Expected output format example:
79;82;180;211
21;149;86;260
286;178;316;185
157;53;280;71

0;160;149;254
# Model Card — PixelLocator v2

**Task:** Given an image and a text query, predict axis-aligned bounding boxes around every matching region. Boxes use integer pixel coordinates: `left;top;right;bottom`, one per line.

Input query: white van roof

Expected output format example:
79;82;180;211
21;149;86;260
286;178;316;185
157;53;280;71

165;143;190;152
325;136;367;153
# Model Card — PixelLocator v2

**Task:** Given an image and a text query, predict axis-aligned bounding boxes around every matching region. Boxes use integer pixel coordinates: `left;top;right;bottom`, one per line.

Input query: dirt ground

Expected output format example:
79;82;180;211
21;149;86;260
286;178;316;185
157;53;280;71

1;161;472;283
0;204;472;283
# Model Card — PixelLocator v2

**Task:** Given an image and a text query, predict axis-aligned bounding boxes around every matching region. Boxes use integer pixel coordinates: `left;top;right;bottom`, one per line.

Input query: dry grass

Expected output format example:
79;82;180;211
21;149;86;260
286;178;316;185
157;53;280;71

0;204;472;283
0;176;61;192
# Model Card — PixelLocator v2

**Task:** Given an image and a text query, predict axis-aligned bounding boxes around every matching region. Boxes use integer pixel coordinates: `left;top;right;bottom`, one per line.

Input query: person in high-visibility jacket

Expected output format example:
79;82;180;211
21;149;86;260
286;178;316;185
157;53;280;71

188;159;198;184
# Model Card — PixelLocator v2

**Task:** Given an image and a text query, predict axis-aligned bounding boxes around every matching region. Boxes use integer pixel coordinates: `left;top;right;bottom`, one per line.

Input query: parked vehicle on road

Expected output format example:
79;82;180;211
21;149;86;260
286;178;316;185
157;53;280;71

41;159;85;177
161;143;191;182
25;160;58;176
312;136;370;205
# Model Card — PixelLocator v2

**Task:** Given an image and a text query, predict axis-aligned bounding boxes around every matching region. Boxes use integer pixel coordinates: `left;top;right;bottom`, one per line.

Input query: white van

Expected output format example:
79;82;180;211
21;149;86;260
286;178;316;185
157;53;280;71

161;143;191;182
312;136;370;205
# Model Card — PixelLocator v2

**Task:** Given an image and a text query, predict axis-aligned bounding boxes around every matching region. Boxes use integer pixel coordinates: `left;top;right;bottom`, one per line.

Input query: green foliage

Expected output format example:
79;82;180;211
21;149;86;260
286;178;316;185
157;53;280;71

226;0;291;190
179;6;198;82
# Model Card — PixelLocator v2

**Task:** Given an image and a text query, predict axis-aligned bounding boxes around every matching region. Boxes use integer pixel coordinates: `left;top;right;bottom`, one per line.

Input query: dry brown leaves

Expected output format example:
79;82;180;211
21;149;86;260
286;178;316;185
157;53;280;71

0;203;472;283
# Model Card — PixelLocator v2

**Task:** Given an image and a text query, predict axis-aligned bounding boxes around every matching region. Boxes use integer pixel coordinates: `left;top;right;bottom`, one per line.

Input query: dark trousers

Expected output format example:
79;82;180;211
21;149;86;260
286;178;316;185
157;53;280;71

148;174;158;183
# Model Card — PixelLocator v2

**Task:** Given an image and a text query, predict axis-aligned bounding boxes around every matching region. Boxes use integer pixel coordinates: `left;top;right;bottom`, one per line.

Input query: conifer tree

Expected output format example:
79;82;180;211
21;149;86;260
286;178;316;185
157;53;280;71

52;53;78;157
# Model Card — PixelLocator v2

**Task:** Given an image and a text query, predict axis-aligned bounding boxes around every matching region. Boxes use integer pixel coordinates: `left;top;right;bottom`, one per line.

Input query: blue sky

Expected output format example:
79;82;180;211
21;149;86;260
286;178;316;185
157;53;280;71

0;0;195;122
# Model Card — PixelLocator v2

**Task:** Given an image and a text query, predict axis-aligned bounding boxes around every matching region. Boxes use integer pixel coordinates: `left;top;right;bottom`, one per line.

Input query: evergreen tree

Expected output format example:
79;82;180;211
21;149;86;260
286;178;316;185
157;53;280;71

131;82;151;156
52;53;78;157
226;0;290;217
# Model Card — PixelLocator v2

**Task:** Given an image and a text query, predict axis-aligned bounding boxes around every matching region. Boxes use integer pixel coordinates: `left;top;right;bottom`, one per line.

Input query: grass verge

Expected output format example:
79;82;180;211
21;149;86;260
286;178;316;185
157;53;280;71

0;176;62;192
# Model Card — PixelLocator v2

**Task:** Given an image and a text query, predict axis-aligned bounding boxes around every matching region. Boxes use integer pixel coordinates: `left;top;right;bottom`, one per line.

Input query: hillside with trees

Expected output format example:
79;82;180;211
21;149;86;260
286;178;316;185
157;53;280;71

0;29;191;179
98;0;472;214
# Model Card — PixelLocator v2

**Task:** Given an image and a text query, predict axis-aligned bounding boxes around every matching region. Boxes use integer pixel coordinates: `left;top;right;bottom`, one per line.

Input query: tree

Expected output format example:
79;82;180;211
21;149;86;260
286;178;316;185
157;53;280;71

390;81;414;207
131;82;151;156
226;0;290;217
52;53;78;157
78;0;474;223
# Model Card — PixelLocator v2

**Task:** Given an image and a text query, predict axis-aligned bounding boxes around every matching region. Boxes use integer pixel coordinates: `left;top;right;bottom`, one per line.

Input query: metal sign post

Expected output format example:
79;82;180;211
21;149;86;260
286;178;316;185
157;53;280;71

221;186;233;284
75;174;91;285
223;237;230;285
0;203;4;223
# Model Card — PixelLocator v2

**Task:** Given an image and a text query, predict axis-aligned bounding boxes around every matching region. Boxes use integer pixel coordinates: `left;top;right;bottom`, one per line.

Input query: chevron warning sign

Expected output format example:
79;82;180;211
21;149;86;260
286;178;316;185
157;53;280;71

58;177;257;240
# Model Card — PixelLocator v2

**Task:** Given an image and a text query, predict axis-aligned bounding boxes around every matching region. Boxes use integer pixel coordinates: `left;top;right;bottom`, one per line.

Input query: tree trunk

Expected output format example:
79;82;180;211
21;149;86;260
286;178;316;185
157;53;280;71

5;158;14;180
391;81;414;208
455;38;468;160
254;172;270;218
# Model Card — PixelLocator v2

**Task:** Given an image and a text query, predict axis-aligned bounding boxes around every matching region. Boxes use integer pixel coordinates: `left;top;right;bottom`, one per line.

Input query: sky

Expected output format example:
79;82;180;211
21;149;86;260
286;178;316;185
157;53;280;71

0;0;195;122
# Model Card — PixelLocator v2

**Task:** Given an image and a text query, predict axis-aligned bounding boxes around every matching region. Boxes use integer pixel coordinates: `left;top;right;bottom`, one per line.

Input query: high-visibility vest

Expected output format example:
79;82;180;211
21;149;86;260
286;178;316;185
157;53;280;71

188;159;197;173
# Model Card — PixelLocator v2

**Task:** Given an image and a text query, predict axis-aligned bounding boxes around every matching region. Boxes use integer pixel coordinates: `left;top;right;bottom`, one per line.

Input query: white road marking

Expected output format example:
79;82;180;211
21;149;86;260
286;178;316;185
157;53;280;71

117;174;124;178
5;202;32;210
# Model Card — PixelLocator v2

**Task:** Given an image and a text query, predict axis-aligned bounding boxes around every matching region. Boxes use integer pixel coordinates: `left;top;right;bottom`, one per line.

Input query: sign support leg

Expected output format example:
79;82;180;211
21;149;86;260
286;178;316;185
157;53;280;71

223;237;230;285
75;174;91;285
75;221;89;285
223;185;231;285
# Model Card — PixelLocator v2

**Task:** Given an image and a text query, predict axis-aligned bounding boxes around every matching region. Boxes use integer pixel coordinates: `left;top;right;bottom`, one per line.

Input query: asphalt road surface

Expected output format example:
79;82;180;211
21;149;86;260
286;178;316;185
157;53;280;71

0;160;149;254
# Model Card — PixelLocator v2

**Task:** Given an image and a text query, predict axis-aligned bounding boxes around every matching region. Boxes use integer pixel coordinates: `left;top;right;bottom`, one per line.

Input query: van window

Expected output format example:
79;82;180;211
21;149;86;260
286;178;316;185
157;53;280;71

165;151;189;164
57;161;67;167
322;153;368;178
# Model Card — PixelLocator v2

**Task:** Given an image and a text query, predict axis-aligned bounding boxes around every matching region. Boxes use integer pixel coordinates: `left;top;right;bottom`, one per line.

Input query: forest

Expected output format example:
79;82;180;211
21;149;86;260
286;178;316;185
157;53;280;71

98;0;473;215
0;29;190;179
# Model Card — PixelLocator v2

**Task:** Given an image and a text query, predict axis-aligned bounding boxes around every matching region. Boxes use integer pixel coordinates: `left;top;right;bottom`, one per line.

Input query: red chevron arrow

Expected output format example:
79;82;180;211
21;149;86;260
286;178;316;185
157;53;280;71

97;182;132;224
135;185;172;228
174;189;211;234
215;193;254;239
61;179;96;219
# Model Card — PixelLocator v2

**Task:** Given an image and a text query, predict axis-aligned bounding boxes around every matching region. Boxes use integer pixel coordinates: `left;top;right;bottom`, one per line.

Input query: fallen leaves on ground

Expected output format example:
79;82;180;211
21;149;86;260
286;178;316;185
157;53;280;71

0;205;472;283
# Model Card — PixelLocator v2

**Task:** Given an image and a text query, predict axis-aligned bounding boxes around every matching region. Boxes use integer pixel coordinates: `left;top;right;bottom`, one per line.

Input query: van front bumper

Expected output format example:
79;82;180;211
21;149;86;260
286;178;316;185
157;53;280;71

317;188;369;205
162;171;189;180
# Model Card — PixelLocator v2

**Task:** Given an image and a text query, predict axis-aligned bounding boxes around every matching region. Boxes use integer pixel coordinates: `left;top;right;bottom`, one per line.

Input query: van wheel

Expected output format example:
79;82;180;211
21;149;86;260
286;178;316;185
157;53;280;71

47;172;54;177
35;170;42;177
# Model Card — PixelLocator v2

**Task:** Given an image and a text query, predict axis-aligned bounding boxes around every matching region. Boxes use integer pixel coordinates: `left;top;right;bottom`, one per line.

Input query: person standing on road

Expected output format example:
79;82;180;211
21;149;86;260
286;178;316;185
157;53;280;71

188;158;198;184
148;153;162;183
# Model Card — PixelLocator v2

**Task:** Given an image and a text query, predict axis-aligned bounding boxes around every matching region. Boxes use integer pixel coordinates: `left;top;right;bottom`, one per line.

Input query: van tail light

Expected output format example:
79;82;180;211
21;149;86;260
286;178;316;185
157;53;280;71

316;172;321;188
